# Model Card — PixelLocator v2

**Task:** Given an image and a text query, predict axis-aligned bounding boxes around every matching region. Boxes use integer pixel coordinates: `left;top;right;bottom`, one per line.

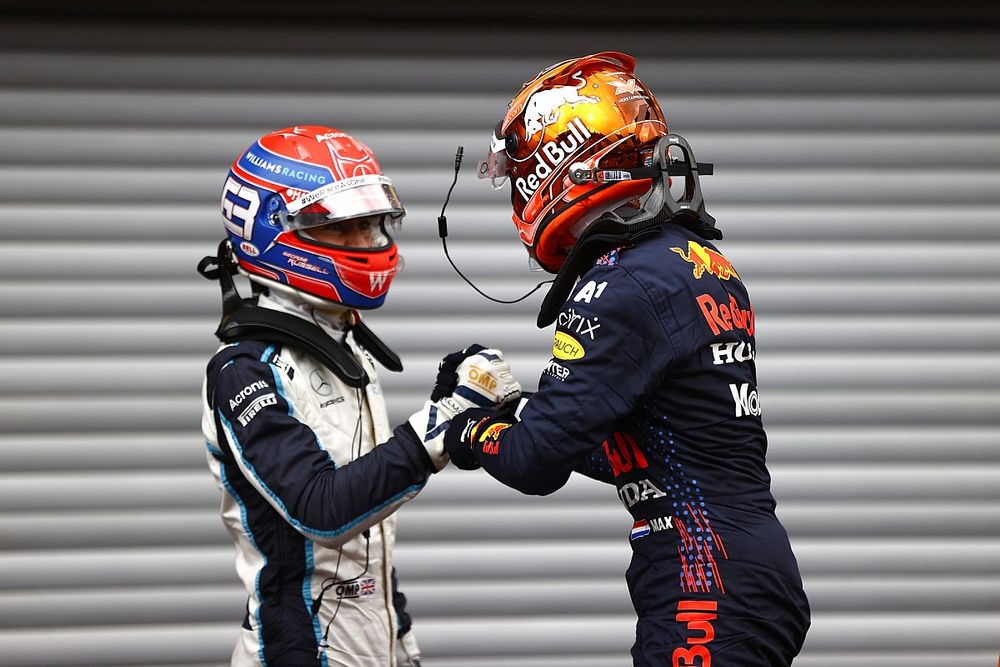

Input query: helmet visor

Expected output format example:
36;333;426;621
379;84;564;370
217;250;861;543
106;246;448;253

476;131;510;189
296;214;395;250
284;174;405;225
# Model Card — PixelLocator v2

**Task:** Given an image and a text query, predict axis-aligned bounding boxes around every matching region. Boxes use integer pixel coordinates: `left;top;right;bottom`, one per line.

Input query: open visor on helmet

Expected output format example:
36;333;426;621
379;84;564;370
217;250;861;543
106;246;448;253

295;214;398;250
477;130;511;189
284;174;405;226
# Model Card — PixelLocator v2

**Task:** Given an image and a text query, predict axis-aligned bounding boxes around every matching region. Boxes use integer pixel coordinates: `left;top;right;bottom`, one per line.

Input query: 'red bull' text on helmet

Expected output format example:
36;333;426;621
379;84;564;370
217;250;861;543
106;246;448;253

478;51;669;273
220;125;405;310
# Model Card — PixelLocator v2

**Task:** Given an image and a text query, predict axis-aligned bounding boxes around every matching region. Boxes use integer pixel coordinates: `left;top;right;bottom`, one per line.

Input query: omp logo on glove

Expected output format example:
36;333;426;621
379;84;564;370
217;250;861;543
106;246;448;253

456;352;520;406
467;368;497;393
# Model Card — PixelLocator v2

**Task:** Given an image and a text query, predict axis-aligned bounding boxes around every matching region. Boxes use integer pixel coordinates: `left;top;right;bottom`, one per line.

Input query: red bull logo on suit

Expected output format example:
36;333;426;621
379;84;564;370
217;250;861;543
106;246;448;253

670;241;741;281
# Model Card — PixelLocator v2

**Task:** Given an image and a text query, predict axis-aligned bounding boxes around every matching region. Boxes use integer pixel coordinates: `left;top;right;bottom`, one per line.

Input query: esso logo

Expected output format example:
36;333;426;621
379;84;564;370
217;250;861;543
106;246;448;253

240;241;260;257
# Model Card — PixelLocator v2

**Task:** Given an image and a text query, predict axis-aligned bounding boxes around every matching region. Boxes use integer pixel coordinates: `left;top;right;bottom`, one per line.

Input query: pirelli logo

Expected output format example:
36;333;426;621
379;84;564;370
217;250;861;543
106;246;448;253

237;393;277;426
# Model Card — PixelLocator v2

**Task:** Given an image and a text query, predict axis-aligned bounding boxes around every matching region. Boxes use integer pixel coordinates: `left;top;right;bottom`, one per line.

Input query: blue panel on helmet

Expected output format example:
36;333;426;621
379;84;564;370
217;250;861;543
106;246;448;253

238;144;335;191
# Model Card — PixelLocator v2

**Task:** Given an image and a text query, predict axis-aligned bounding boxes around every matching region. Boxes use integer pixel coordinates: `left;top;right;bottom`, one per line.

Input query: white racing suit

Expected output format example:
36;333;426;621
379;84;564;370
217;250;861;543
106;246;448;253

202;293;432;666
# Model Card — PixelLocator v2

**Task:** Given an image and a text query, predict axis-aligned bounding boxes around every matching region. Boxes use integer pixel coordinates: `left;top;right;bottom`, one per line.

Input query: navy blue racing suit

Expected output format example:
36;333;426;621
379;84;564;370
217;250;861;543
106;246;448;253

469;223;810;665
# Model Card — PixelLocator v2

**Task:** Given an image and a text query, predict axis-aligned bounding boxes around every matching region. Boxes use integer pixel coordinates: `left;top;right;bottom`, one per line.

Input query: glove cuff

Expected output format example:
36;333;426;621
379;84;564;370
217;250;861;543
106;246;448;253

407;400;451;472
443;407;497;471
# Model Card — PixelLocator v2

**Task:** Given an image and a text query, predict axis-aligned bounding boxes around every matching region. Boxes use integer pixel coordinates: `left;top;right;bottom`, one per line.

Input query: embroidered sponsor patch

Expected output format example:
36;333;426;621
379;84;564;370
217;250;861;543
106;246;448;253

557;308;601;340
229;380;270;411
670;241;740;281
335;577;377;599
573;280;607;303
617;478;667;509
543;359;571;381
595;247;621;266
477;422;512;456
552;331;585;360
237;393;278;426
629;516;674;540
630;520;650;540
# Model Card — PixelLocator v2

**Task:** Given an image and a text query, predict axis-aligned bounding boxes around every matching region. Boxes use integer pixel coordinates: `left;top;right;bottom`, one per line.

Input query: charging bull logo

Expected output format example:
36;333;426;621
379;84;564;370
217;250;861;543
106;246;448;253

522;71;599;140
477;421;511;456
670;241;741;281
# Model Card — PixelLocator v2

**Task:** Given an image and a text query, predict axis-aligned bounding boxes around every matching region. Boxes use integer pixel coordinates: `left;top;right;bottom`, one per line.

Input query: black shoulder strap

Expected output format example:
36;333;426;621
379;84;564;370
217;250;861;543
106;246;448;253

217;304;370;388
197;240;404;388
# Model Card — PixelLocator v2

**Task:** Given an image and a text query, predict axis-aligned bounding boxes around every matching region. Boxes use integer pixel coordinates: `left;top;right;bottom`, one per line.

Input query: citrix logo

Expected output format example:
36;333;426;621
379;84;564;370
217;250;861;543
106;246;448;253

557;308;601;339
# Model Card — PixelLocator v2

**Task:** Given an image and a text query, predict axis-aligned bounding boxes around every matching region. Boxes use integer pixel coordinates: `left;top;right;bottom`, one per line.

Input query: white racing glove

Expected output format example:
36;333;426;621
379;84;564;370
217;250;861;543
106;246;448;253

408;345;521;470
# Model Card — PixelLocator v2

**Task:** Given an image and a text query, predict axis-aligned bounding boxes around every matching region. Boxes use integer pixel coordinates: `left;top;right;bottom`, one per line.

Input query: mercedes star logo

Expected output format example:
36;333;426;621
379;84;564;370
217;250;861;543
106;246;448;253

310;369;333;396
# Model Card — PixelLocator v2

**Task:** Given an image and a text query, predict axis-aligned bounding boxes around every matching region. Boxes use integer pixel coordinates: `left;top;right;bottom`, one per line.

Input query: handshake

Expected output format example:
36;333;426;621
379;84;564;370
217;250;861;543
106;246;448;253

407;345;522;472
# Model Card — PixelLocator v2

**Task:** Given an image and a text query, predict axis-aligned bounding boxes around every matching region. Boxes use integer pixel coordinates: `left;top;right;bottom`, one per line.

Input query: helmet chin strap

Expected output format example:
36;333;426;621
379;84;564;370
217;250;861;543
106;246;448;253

536;134;720;328
197;240;402;387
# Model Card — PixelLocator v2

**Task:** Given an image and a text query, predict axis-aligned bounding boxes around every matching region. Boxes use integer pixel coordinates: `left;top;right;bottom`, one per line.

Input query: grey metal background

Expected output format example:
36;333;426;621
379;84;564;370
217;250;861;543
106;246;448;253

0;5;998;666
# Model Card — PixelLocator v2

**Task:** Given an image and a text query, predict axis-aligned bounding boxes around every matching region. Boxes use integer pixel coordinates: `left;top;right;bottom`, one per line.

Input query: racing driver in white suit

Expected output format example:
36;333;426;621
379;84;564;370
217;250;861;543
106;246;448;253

199;126;520;666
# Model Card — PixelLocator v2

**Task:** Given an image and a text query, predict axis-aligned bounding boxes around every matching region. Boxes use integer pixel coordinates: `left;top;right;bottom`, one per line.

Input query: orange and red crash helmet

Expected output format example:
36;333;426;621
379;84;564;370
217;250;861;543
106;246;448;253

478;51;668;272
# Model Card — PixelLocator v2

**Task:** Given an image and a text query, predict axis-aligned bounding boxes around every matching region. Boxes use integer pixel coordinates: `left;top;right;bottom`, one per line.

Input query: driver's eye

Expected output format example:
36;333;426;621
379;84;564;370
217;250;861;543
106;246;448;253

290;213;329;228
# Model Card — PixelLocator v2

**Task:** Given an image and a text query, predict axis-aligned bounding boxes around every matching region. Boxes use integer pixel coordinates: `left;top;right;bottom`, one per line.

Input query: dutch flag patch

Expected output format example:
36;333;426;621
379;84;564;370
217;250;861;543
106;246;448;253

630;520;650;541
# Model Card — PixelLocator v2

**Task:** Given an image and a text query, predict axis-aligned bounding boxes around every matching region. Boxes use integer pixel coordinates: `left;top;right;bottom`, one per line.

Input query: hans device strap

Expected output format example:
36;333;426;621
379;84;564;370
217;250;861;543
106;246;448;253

350;318;403;373
536;134;721;328
197;241;402;388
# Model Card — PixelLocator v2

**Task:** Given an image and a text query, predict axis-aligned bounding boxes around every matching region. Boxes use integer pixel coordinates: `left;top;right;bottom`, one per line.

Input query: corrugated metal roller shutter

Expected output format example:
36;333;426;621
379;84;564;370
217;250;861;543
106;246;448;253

0;13;998;667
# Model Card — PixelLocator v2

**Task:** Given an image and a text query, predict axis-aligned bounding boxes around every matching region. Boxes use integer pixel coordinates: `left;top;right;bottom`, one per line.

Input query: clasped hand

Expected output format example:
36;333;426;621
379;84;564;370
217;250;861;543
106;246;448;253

407;345;520;470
